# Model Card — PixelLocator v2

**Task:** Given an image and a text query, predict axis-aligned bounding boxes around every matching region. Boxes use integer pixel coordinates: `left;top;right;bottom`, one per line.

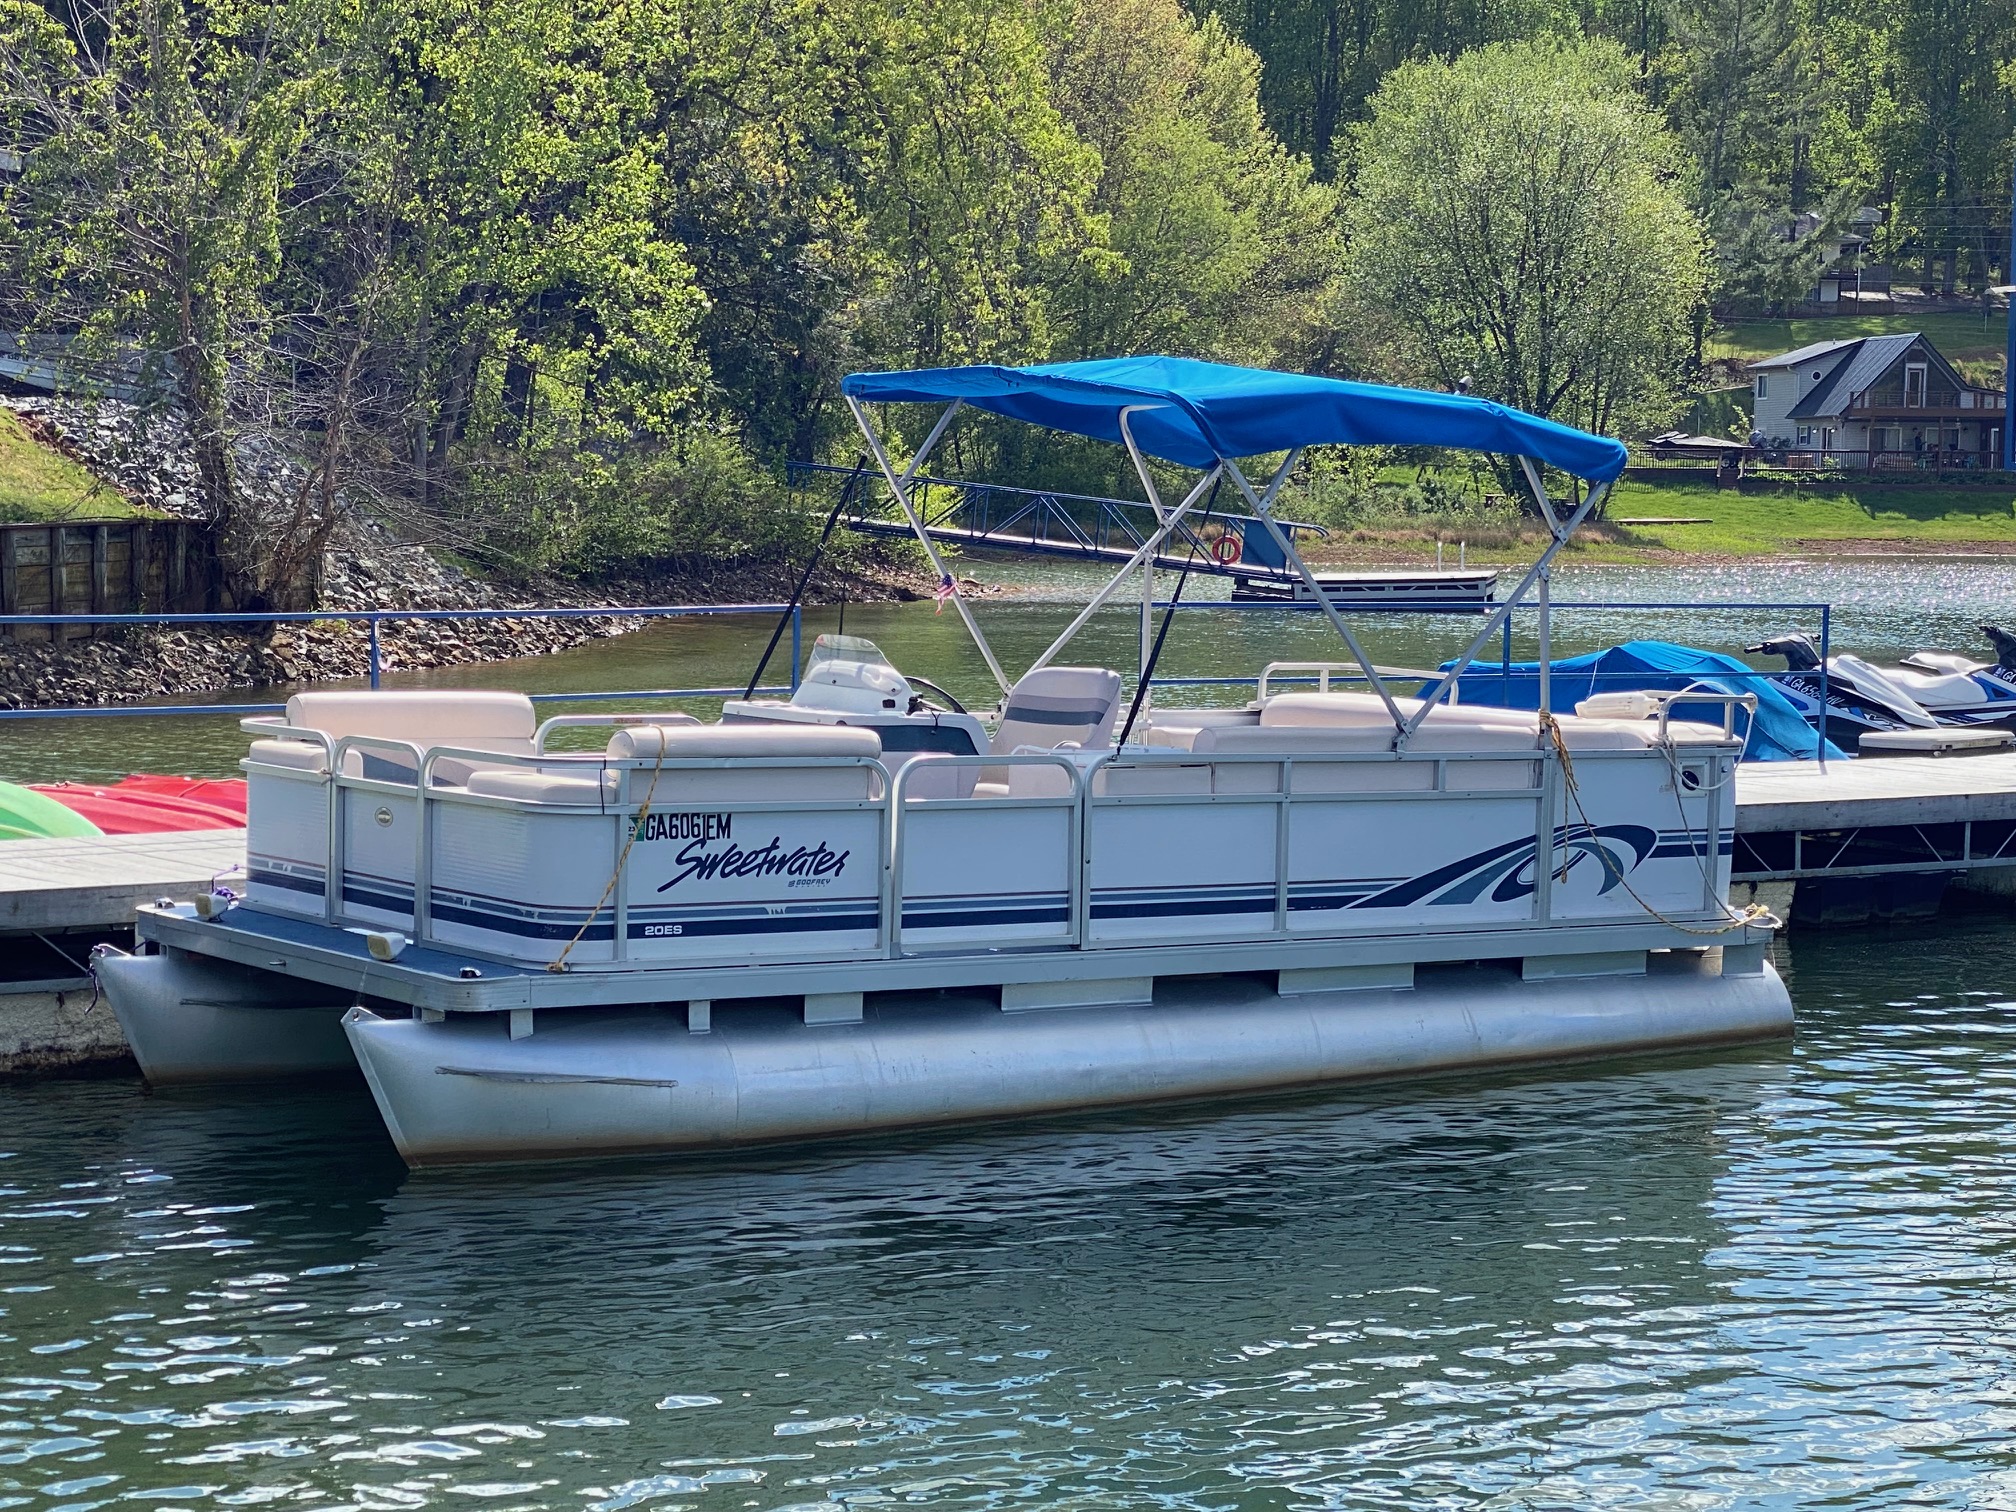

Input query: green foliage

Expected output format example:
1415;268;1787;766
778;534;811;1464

1199;0;2016;314
1194;0;1577;168
472;433;805;581
1042;0;1340;362
1342;38;1707;475
1285;449;1520;531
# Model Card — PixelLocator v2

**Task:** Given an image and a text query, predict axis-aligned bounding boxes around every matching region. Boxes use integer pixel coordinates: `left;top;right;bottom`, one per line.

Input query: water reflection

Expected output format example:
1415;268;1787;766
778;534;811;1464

8;919;2016;1502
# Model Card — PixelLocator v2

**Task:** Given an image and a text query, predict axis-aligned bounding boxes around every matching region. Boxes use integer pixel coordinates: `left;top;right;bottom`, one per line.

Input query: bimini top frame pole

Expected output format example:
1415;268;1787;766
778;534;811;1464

846;394;1011;695
840;356;1630;722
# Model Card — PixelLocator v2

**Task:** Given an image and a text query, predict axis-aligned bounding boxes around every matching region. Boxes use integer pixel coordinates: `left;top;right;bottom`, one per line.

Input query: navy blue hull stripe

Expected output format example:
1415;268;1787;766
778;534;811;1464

903;907;1070;929
249;867;326;898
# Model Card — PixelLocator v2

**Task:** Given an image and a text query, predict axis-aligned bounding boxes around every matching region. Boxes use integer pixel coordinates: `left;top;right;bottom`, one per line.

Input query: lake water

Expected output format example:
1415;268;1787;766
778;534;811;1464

11;554;2016;785
6;917;2016;1507
9;557;2016;1502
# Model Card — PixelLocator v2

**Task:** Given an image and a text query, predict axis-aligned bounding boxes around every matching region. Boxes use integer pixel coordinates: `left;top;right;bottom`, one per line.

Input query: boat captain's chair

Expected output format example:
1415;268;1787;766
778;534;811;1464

976;666;1124;796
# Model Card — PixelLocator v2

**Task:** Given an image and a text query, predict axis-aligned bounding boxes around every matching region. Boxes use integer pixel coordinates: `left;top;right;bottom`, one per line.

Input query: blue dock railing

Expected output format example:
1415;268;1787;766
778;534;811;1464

0;596;1834;764
0;604;802;720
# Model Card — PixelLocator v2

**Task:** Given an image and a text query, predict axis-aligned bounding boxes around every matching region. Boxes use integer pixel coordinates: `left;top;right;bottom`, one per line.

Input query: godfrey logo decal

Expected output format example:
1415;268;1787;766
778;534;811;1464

637;812;852;892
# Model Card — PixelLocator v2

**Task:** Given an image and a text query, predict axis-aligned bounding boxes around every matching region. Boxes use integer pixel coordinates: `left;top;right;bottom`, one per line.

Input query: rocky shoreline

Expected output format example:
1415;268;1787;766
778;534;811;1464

1;396;930;710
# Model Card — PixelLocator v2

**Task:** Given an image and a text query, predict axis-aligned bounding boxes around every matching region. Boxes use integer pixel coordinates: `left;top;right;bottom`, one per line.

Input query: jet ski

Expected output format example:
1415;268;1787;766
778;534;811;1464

1897;624;2016;701
1746;633;1943;752
1750;629;2016;749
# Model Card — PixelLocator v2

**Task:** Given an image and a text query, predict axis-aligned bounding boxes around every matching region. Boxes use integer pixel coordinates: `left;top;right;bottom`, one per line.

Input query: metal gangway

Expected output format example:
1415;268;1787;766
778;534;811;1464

787;459;1325;581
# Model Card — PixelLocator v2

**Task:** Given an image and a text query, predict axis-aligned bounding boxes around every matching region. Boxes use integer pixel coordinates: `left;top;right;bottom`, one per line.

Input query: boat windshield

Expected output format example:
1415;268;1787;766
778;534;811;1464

797;634;909;701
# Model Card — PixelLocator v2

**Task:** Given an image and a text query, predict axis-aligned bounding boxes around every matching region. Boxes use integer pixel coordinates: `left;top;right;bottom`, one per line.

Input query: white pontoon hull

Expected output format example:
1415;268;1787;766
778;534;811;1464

339;956;1790;1165
97;948;356;1083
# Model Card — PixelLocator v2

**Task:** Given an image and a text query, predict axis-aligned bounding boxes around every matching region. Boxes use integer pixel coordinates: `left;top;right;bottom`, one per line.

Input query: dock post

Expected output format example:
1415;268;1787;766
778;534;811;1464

368;617;382;688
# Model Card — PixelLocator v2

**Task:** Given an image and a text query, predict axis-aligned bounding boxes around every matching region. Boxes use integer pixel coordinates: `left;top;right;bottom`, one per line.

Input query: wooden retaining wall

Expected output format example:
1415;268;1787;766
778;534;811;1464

0;519;217;639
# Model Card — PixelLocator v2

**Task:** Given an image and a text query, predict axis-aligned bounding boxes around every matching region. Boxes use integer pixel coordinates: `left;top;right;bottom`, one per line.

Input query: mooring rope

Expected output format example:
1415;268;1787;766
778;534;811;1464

547;736;671;974
1538;710;1775;938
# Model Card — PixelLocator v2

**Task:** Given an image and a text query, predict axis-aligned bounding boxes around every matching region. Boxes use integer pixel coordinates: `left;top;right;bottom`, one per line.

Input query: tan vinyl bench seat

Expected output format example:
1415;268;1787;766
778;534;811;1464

464;769;614;806
605;723;884;802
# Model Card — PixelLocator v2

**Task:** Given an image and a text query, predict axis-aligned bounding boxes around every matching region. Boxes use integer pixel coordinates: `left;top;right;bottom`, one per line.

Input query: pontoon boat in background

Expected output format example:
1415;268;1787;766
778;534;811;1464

97;357;1788;1166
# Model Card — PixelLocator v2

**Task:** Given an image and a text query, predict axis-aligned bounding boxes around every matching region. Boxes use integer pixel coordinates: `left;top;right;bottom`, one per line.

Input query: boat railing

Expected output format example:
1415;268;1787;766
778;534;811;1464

1257;662;1460;703
248;728;1739;967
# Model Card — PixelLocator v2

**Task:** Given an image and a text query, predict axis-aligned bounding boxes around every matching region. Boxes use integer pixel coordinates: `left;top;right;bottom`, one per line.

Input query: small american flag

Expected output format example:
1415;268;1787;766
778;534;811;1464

934;573;956;613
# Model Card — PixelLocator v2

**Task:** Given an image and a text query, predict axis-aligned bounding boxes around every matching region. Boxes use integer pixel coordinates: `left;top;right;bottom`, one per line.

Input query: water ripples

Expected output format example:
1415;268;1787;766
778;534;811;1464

4;921;2016;1505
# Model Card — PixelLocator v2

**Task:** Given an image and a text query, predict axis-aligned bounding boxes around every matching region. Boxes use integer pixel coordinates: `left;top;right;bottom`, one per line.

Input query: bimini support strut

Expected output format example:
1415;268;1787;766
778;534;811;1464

1025;462;1224;680
1117;406;1167;718
1225;451;1410;735
1400;461;1608;739
846;394;1012;696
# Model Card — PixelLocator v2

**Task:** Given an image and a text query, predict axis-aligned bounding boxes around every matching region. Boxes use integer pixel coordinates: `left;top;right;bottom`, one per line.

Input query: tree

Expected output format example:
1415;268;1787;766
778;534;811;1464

0;0;340;604
1042;0;1341;364
0;0;719;602
1187;0;1574;170
1341;37;1707;493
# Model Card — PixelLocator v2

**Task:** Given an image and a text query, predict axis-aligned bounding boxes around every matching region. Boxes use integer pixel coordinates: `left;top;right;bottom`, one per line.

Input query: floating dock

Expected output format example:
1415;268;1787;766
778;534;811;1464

0;829;244;1075
11;751;2016;1074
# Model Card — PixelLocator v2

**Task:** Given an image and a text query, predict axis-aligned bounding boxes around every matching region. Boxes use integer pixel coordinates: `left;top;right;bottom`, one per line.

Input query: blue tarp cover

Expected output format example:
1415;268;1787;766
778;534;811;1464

842;356;1630;483
1431;640;1842;762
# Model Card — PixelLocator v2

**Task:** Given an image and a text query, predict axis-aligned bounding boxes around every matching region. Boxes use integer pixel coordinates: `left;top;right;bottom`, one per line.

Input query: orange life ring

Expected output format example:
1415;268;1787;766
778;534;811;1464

1211;533;1242;565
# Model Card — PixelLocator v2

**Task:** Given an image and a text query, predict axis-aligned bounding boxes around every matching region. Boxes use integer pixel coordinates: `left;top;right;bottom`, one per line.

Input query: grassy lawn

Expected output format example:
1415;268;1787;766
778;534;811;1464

0;406;138;521
1606;474;2016;555
1709;310;2009;367
1302;470;2016;563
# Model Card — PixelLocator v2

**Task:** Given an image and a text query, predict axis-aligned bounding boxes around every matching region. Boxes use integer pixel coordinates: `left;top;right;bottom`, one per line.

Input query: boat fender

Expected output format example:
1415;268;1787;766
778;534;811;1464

193;887;238;920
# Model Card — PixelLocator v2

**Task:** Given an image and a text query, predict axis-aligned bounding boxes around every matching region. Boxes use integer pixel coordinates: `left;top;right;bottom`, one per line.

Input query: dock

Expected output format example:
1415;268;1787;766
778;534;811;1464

1;829;245;1076
1732;753;2016;876
2;829;247;933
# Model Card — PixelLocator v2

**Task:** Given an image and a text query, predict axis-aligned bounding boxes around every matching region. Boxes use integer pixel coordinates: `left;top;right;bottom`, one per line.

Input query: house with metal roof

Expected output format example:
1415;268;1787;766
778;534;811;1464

1748;332;2006;468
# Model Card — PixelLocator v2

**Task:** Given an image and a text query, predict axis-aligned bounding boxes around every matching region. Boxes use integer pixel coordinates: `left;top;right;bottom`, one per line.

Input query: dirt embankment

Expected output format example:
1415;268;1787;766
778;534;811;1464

0;396;934;710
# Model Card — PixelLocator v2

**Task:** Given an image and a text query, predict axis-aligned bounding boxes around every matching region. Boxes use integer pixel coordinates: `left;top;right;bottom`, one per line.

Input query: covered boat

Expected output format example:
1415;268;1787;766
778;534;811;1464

97;357;1789;1165
1441;641;1845;762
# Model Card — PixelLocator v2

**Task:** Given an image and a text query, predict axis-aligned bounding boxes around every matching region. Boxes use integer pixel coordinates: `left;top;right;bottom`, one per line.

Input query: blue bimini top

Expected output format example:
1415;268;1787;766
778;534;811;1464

841;356;1629;484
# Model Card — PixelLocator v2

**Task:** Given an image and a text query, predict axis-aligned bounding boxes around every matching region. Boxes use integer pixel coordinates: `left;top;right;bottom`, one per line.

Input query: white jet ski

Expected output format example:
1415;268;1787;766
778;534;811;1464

1895;625;2016;714
1752;630;2016;750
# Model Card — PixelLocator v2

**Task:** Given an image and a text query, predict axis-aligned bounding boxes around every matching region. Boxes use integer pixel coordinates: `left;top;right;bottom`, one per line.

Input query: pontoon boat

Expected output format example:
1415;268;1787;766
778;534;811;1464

97;358;1789;1165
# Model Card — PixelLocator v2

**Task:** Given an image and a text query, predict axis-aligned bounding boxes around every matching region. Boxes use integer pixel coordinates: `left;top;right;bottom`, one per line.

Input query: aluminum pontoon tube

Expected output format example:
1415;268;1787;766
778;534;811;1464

344;957;1792;1166
98;949;359;1083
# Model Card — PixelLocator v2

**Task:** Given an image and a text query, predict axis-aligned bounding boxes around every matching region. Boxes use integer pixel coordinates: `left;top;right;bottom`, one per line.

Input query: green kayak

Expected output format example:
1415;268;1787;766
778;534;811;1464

0;779;104;841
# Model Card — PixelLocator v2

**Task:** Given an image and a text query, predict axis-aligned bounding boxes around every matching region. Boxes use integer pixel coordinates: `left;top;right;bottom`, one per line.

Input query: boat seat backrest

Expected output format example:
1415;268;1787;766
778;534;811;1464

286;691;538;748
1260;690;1679;751
262;691;540;780
464;768;614;806
605;723;882;803
991;667;1124;756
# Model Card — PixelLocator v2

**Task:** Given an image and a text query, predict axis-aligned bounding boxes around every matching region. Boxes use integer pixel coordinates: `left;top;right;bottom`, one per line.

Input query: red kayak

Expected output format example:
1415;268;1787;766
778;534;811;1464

30;774;248;834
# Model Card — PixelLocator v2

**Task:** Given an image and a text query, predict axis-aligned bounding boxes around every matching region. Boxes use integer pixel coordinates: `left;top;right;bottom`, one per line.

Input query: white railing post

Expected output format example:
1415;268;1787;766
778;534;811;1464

1402;475;1610;739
